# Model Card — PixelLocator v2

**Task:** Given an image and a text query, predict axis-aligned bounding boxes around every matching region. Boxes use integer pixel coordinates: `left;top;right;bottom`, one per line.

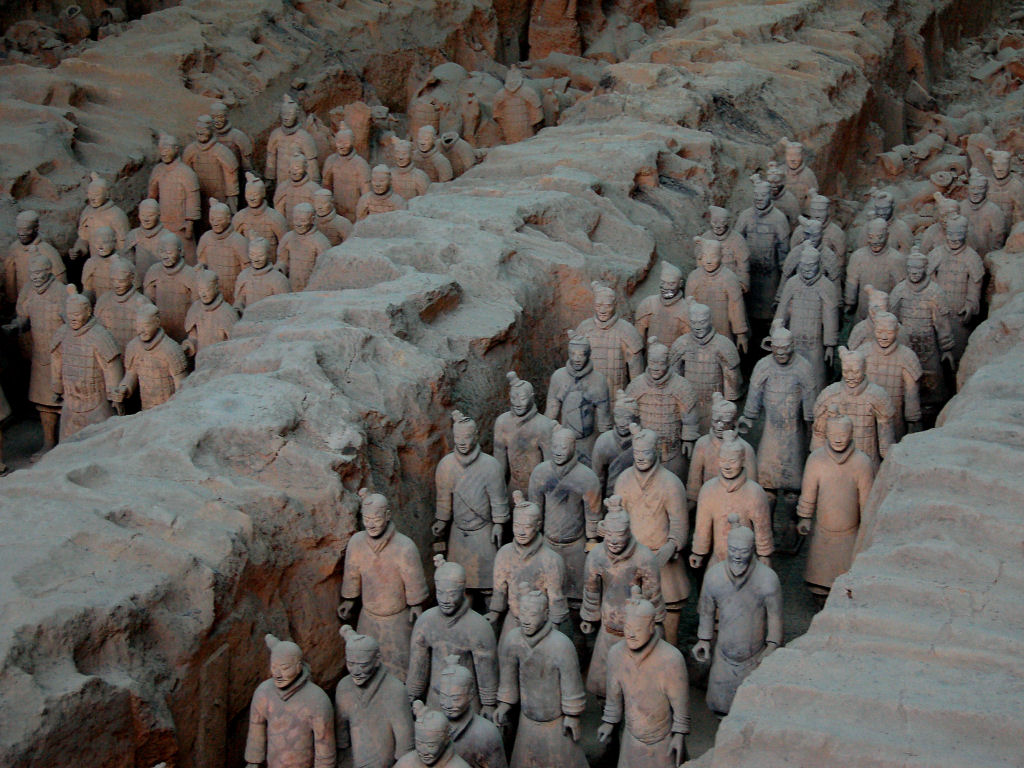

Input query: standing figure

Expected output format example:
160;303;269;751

274;152;322;223
592;389;638;499
113;304;188;410
235;237;291;311
335;626;414;768
339;488;429;681
598;587;689;768
669;302;742;433
144;231;197;342
72;173;131;261
278;203;331;292
495;587;587;768
862;311;922;439
439;657;507;768
703;206;750;293
390;139;431;202
919;193;960;256
211;99;254;178
690;431;773;571
493;370;556;496
613;425;689;646
183;269;238;358
323;128;371;221
51;287;124;440
6;210;65;304
434;411;509;595
890;248;955;420
624;339;698;481
575;281;644;395
234;173;289;255
778;216;840;293
147;136;201;262
81;225;122;301
197;199;248;304
779;137;818;211
766;160;800;227
984;148;1024;223
634;261;690;348
735;174;790;330
811;346;895;468
493;68;543;144
686;237;748;351
774;245;840;389
691;515;783;715
687;393;756;512
183;114;239;213
545;331;612;465
126;199;167;280
959;170;1007;256
408;556;499;716
414;126;454;183
394;703;472;768
579;498;664;697
313;188;352;246
858;189;911;254
844;218;906;322
528;427;601;610
926;214;984;360
797;410;875;597
94;257;150;353
791;192;847;274
528;0;582;59
244;634;335;768
356;166;408;220
265;95;320;188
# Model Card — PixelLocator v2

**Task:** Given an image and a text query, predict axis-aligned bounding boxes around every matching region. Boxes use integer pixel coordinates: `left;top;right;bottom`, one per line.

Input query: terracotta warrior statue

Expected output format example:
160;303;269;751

393;702;471;768
528;0;582;60
391;139;432;202
669;301;742;433
983;148;1024;223
438;657;508;768
779;137;818;211
82;225;122;301
339;488;429;680
6;210;65;304
613;424;689;646
703;206;750;293
184;114;239;214
580;498;664;698
493;68;543;144
766;160;800;227
439;131;479;178
414;126;454;183
575;281;644;395
233;173;289;254
487;492;568;639
592;389;638;499
94;257;150;353
960;169;1007;256
244;634;335;768
857;188;911;254
635;261;690;348
183;268;239;357
545;330;612;466
493;370;556;495
72;172;130;263
527;427;601;611
797;409;875;598
235;236;291;311
144;231;197;342
434;411;508;596
323;127;371;221
774;244;840;390
356;166;408;220
266;95;321;188
274;151;322;223
889;248;955;420
844;218;906;322
686;237;749;351
312;188;352;246
495;586;587;768
778;215;840;293
926;214;983;360
862;311;922;439
692;514;783;715
791;192;847;274
735;174;790;329
126;199;167;279
811;346;895;468
197;199;248;304
278;202;331;292
408;556;499;717
147;136;200;262
113;303;188;410
51;287;123;440
211;99;254;178
919;193;961;256
335;625;414;768
687;392;756;512
599;586;690;768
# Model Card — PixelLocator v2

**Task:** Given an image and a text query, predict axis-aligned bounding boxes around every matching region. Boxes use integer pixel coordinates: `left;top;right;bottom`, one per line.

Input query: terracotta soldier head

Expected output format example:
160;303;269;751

136;303;161;344
197;268;220;304
766;160;785;196
518;583;549;636
629;423;658;473
158;230;183;269
371;165;392;195
782;137;806;171
866;218;889;254
751;174;772;212
598;496;632;555
357;487;390;538
438;655;475;721
291;202;315;234
566;329;591;372
195;114;215;145
157;134;180;165
394;139;413;168
944;215;968;251
826;407;854;453
339;624;381;686
624;584;657;650
451;410;478;456
28;251;54;292
66;287;92;330
280;94;301;129
873;311;899;350
863;285;888;323
210;100;231;132
592;281;617;322
110;256;136;297
248;236;271;269
968;170;989;204
613;389;640;437
710;392;737;439
709;206;731;237
659;261;684;301
510;491;542;547
417;125;438;154
265;633;304;689
766;318;794;364
15;210;39;245
646;336;670;381
245;172;267;209
506;370;535;417
139;198;161;230
725;512;756;578
717;430;746;480
985;148;1012;181
798;215;823;248
313;188;336;219
550;426;577;466
289;152;309;183
92;225;117;258
411;702;452;766
808;191;831;226
334;127;355;157
209;198;232;233
695;236;722;273
933;193;959;227
906;247;927;285
505;67;524;92
689;301;713;341
839;346;867;390
432;554;467;616
799;244;821;282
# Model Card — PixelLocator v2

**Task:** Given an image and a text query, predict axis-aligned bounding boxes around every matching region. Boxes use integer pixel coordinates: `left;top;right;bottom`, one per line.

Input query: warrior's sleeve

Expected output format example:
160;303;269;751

902;351;923;424
932;291;955;353
679;382;700;444
691;486;713;557
244;688;269;765
822;279;841;348
556;635;586;716
752;489;774;558
406;618;430;701
796;454;820;520
580;550;603;623
486;459;510;525
600;646;624;725
719;340;742;401
401;540;430;607
340;537;361;601
312;691;337;768
728;277;748;335
695;578;716;642
435;457;453;523
497;633;520;706
472;623;499;707
666;653;691;735
763;569;784;648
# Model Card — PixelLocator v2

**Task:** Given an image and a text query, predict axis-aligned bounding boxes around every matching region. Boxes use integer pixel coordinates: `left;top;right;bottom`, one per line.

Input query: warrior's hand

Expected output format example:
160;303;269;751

597;723;615;744
563;715;581;742
796;518;812;536
691;639;711;663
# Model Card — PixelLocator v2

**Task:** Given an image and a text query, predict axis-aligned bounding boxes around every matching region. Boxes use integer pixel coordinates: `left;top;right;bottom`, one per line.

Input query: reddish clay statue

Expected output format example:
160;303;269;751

690;431;773;570
147;137;201;262
323;128;371;222
545;331;613;466
779;137;818;211
408;556;499;716
919;194;961;256
94;257;150;352
669;301;742;433
391;139;432;201
51;287;124;440
340;488;428;680
144;232;197;342
862;311;922;439
687;393;756;511
439;132;479;178
766;160;800;227
811;346;895;468
197;199;248;304
393;702;471;768
575;281;644;395
797;410;875;596
211;100;254;177
244;634;335;768
686;237;749;351
266;95;321;188
113;303;188;410
592;389;638;499
6;210;65;303
356;166;408;220
528;0;582;59
495;587;587;768
183;269;238;357
692;514;783;715
845;218;906;321
278;203;331;292
960;170;1007;255
493;69;543;144
703;206;750;293
580;498;664;697
72;173;130;262
613;424;689;646
274;152;322;224
81;225;120;301
184;114;239;213
493;370;556;495
527;427;601;607
635;261;690;348
598;586;690;768
235;237;291;311
791;192;846;274
439;656;508;768
735;175;790;324
126;199;168;280
234;173;289;255
984;148;1024;223
313;188;352;246
858;189;912;254
778;216;840;293
335;625;414;768
926;214;984;359
774;245;840;389
434;411;509;593
414;126;454;183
